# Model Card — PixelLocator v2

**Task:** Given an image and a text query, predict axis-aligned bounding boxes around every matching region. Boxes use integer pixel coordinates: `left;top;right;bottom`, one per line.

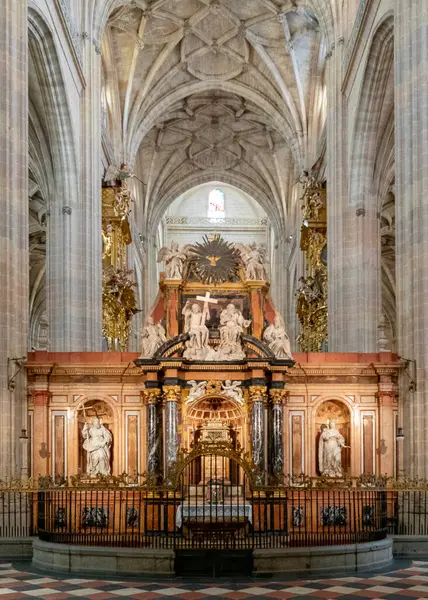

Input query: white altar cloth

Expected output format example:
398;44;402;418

176;504;252;528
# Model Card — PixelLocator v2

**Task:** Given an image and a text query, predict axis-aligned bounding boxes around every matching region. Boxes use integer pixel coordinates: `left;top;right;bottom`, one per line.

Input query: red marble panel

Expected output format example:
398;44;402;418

54;415;65;478
363;414;374;474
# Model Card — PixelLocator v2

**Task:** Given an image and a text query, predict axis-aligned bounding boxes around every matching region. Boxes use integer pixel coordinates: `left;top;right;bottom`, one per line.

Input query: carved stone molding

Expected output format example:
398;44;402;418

165;216;268;227
55;0;83;66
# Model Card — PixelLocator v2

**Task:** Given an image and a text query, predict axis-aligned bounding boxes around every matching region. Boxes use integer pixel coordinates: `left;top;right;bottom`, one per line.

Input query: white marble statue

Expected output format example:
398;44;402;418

219;303;251;344
263;313;293;360
157;242;190;280
182;301;215;360
217;303;251;360
139;317;167;358
82;417;112;477
318;420;349;478
236;243;267;280
186;380;207;404
221;380;244;404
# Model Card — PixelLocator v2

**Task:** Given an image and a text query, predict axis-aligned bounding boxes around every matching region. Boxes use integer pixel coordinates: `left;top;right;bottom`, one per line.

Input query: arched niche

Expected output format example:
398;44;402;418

184;395;246;485
76;399;115;475
315;399;351;476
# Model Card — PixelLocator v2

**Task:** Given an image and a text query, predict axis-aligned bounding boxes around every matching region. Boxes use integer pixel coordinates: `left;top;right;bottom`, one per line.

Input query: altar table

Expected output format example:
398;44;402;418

176;504;253;529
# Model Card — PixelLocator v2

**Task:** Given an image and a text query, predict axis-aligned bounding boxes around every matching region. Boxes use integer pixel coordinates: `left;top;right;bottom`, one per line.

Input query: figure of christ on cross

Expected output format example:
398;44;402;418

183;292;218;351
196;291;218;327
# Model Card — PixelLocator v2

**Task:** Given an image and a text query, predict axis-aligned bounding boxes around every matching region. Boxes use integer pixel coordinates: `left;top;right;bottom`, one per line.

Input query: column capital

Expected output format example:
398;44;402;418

269;389;288;405
375;390;397;406
32;390;52;406
142;388;161;405
163;385;182;403
248;385;268;404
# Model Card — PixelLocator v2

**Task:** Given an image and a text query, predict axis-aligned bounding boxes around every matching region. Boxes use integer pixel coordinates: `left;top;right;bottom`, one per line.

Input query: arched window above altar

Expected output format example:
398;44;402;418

208;188;225;220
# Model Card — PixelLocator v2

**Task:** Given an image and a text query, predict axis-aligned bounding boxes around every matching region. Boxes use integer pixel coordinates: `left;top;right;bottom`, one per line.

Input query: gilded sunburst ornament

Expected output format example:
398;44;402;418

190;234;240;285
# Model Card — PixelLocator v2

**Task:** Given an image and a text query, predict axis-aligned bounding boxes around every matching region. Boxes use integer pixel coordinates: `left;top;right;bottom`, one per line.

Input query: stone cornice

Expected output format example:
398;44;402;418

27;365;142;379
27;353;400;382
287;365;399;378
165;215;268;228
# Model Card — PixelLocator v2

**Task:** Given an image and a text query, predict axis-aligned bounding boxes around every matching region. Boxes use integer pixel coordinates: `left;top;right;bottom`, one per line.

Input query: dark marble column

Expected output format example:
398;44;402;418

163;386;181;477
144;388;162;477
270;389;287;476
249;386;267;482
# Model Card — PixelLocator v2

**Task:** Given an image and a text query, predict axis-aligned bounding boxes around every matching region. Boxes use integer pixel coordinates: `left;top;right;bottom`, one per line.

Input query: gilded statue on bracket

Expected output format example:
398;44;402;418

102;265;139;351
296;228;327;352
299;171;325;221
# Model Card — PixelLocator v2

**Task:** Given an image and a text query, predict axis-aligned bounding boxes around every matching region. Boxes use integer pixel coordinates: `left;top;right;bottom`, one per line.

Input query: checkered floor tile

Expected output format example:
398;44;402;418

2;559;428;599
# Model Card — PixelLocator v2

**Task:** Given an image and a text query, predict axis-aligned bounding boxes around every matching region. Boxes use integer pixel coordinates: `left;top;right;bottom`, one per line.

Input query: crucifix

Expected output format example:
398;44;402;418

196;291;218;324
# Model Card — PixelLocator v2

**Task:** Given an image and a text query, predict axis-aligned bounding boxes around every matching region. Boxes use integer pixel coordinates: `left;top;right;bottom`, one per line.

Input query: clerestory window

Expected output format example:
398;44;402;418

208;188;225;220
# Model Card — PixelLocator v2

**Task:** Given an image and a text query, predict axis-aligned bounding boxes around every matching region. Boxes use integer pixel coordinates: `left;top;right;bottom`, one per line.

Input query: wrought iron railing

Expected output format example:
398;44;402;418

0;490;37;537
3;469;428;549
35;486;388;549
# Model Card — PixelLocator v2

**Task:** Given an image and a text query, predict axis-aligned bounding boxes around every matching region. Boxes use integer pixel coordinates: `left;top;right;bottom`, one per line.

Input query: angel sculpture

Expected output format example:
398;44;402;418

103;163;132;186
139;316;167;358
157;242;191;280
185;380;207;404
104;164;119;185
236;243;267;281
263;313;293;360
221;380;244;404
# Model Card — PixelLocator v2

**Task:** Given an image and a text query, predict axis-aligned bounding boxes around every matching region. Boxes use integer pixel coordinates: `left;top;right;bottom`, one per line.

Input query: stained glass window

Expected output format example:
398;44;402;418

208;188;225;219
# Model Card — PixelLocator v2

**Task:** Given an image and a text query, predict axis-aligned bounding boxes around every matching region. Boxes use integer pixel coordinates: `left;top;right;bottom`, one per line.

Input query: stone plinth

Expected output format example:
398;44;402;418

33;540;174;576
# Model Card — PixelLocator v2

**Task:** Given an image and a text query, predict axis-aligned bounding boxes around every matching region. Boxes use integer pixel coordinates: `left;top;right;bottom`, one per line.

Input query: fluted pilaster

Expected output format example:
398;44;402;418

269;389;287;476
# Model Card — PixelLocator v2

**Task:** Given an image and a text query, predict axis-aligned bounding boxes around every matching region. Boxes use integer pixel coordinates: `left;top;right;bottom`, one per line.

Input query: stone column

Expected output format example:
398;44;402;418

249;386;267;482
395;1;428;476
325;42;347;351
0;0;28;478
144;388;162;477
163;386;181;476
326;40;379;352
46;32;102;352
78;34;103;350
269;389;287;476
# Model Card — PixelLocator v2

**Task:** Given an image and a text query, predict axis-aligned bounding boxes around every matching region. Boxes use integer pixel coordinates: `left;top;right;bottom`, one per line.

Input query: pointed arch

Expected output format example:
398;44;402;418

28;6;79;201
349;14;394;209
